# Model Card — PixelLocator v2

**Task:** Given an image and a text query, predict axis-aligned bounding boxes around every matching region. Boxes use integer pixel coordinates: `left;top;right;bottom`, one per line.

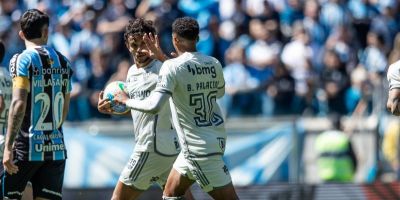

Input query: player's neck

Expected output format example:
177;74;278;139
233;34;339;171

177;46;197;55
136;58;153;68
24;38;47;48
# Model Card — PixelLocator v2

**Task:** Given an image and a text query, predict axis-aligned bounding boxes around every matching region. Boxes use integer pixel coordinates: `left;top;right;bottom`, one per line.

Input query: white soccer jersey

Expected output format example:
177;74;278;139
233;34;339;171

155;52;226;157
0;67;12;135
387;60;400;90
126;60;180;155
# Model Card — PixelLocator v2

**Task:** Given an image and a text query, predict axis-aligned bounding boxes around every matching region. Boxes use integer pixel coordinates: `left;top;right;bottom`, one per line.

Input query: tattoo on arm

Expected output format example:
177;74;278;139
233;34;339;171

5;89;27;149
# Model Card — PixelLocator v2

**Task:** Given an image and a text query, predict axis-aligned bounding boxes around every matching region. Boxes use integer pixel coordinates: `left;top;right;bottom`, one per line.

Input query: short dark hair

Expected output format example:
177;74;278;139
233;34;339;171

20;9;49;40
0;41;4;63
172;17;199;41
124;18;156;43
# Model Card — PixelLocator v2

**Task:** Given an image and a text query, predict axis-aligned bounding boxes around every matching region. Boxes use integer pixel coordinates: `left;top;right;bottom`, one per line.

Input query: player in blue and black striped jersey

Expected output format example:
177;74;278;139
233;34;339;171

1;9;72;200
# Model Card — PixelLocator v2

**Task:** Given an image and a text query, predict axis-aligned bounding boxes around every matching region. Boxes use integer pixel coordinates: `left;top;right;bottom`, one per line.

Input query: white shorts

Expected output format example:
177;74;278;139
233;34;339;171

119;151;177;190
173;153;232;193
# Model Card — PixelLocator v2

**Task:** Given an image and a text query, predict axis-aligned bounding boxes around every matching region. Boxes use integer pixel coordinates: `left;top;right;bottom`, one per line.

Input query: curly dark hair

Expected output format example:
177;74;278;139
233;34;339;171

172;17;199;41
20;9;49;40
0;41;4;63
124;18;156;43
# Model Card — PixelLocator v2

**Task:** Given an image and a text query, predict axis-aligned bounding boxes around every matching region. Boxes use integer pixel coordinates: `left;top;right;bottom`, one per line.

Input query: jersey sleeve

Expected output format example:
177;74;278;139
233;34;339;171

9;53;30;78
215;60;225;98
387;63;400;90
154;61;176;95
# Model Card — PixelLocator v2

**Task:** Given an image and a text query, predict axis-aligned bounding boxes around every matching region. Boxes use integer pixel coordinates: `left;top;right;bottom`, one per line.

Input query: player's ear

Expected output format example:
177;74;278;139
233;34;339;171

41;26;49;41
18;30;26;40
172;33;178;43
125;41;132;52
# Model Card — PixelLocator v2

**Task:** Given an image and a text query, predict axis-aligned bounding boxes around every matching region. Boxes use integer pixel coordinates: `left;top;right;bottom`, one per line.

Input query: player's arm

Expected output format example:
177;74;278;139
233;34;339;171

3;76;29;174
114;91;170;114
62;93;70;123
0;94;4;113
387;88;400;116
387;64;400;115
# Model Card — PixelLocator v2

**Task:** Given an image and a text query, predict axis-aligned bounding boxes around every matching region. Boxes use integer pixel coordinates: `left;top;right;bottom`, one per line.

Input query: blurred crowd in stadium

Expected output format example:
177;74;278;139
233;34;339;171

0;0;398;120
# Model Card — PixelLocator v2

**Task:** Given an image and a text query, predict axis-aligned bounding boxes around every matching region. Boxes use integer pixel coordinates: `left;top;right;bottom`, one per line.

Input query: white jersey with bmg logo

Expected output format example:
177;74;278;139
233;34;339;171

155;52;226;157
387;60;400;90
126;60;180;156
0;67;12;135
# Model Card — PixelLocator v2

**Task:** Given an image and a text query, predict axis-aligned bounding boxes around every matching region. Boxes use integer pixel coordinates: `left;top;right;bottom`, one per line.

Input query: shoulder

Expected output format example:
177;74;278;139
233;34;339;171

388;61;400;72
387;61;400;78
166;54;191;67
209;56;221;64
54;50;70;63
10;51;31;67
151;60;163;71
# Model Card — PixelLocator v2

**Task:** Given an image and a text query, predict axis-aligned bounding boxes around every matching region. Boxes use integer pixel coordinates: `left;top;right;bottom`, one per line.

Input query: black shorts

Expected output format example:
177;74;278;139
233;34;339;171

0;160;65;200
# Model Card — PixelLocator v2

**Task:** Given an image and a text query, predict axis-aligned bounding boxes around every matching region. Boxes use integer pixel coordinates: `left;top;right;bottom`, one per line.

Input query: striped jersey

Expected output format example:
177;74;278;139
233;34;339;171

9;45;72;161
126;60;180;156
154;52;226;157
0;67;12;135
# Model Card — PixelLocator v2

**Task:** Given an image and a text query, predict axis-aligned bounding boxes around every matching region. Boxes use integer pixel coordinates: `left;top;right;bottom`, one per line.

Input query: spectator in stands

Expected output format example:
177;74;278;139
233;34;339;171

96;0;130;34
347;0;379;49
281;21;315;114
359;31;387;85
320;0;349;35
345;66;370;115
382;120;400;180
303;0;326;70
219;44;258;117
369;2;398;53
2;0;399;119
320;49;350;114
324;25;358;72
315;115;358;182
279;0;304;38
87;48;112;118
265;62;296;115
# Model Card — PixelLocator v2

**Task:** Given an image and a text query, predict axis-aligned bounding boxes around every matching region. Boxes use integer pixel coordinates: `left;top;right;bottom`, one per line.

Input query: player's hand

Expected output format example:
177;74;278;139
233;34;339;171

143;33;164;59
97;91;113;114
3;147;18;175
112;91;129;106
387;98;400;116
170;52;178;58
387;89;400;116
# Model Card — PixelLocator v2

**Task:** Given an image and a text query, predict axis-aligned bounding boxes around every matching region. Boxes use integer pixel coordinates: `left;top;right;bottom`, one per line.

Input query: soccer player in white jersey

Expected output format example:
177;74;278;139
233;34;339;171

98;18;193;200
0;41;12;143
387;60;400;115
114;17;239;200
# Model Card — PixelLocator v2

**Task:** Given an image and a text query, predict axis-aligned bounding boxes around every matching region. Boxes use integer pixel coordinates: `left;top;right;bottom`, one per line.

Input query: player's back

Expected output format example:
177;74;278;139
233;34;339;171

9;46;72;161
157;52;226;157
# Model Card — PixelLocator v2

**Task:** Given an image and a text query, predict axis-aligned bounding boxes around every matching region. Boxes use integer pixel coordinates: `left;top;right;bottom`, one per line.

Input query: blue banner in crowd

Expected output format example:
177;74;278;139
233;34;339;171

63;124;301;188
